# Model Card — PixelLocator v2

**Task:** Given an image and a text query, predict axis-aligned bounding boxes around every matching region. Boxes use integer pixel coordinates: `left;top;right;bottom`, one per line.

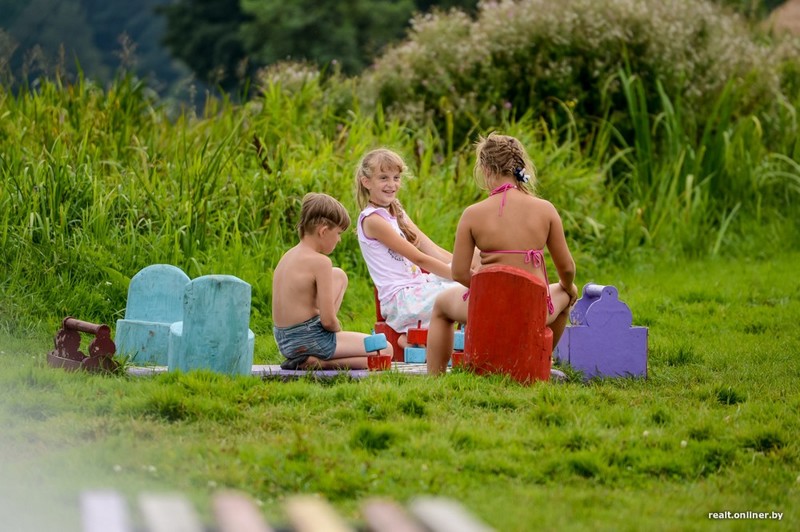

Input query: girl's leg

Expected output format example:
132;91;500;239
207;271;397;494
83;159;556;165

546;283;571;347
397;334;407;349
427;286;469;375
332;267;348;313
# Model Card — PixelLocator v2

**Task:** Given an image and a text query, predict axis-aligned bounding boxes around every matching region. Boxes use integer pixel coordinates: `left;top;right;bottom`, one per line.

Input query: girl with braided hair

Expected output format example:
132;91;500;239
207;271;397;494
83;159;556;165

426;133;578;375
355;148;464;340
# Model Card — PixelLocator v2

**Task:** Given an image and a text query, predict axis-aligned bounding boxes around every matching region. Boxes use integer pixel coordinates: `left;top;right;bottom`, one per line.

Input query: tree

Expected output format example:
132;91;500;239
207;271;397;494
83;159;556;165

83;0;188;86
413;0;478;14
1;0;190;96
159;0;480;86
240;0;416;75
158;0;253;91
2;0;108;83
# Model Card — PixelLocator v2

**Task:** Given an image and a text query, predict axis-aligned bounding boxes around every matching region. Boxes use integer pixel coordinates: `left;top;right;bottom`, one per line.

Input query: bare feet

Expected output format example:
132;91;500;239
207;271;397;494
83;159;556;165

298;356;323;370
397;334;408;349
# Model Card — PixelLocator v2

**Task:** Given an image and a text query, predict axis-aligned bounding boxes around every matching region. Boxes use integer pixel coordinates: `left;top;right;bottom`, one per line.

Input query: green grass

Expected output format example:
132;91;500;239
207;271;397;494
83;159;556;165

1;253;798;531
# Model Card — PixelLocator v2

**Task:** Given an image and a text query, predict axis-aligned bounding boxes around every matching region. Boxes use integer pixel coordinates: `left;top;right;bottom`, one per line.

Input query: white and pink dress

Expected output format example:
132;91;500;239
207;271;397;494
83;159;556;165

357;205;458;333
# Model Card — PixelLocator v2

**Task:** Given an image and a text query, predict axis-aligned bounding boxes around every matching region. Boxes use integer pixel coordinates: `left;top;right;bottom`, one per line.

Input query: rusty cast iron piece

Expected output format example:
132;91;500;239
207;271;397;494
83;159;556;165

48;316;119;372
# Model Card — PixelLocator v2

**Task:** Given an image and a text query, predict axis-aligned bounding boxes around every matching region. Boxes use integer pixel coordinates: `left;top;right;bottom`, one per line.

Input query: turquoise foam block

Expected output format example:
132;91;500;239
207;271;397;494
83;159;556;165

168;275;255;376
404;346;426;364
453;330;465;351
115;321;172;366
115;264;190;365
364;333;388;353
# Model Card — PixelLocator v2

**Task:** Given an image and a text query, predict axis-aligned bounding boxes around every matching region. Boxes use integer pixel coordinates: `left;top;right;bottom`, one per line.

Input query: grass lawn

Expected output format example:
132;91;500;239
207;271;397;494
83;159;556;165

1;253;798;531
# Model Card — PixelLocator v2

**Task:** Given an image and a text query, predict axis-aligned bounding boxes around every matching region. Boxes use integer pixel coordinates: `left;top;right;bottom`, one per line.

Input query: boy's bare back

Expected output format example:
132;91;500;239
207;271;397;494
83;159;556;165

271;244;331;328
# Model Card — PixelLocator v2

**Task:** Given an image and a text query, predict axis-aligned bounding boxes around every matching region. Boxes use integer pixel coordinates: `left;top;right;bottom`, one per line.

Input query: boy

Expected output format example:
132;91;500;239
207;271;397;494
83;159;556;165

272;193;392;370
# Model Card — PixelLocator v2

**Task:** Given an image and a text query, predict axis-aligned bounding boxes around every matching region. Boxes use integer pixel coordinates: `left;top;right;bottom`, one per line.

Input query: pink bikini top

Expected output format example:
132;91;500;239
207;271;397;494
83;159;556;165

471;182;554;314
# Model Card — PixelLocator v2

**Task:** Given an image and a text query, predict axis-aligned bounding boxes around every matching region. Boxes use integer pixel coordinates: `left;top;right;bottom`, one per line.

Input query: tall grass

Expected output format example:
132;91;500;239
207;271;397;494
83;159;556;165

0;65;798;341
596;68;800;257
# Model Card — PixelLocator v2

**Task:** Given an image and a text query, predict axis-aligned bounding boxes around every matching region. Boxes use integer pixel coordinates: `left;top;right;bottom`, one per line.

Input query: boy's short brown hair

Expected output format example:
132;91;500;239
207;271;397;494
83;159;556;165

297;193;351;237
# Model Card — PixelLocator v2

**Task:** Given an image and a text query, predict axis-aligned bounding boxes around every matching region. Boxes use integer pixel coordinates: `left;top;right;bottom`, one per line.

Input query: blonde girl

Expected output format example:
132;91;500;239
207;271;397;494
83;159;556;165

355;148;462;340
426;133;579;375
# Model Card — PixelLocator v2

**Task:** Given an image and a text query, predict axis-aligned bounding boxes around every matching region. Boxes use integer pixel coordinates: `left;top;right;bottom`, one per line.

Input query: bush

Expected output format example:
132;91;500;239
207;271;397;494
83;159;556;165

362;0;786;147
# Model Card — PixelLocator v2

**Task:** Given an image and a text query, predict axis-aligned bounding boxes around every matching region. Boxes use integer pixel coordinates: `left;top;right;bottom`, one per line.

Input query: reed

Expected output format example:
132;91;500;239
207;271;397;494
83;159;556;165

0;70;798;340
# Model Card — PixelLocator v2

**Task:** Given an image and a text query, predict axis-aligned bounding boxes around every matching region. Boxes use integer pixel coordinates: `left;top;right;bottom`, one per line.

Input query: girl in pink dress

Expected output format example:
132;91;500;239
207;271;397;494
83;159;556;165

355;149;463;341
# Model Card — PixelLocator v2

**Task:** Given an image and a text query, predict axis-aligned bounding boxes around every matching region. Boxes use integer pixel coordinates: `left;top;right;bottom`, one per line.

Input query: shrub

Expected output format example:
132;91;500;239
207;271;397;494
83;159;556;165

362;0;785;147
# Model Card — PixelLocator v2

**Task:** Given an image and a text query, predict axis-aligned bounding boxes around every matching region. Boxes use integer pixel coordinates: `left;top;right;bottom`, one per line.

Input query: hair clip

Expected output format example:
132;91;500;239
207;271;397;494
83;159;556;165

514;167;530;183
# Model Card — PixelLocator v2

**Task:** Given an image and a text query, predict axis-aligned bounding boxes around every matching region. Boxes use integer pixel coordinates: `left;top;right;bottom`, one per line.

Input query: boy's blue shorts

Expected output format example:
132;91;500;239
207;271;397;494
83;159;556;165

273;315;337;369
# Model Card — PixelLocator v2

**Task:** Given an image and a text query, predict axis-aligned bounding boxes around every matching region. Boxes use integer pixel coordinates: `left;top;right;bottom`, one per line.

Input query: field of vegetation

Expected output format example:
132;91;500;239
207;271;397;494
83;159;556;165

1;0;799;529
1;254;799;530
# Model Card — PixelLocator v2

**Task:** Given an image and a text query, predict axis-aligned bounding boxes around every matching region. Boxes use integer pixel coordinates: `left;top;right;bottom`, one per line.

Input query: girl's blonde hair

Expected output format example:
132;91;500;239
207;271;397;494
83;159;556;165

297;192;351;238
474;132;536;195
354;148;418;244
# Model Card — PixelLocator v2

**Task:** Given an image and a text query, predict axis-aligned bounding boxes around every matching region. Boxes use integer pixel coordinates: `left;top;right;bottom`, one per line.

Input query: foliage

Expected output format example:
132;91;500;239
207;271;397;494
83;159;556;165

1;254;799;529
713;0;785;19
0;0;191;97
1;1;799;336
157;0;254;91
363;0;791;147
1;56;799;335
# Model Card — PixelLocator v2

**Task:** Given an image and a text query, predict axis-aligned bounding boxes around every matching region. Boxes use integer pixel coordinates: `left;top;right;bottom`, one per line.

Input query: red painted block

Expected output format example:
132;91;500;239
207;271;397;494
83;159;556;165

464;265;553;383
373;287;405;361
367;353;393;371
407;321;428;346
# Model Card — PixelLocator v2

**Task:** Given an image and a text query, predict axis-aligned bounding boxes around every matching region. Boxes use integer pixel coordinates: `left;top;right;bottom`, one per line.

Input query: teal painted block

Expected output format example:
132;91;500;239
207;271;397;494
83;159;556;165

364;333;388;353
167;275;255;376
404;346;426;364
454;330;465;351
115;264;190;365
115;321;173;365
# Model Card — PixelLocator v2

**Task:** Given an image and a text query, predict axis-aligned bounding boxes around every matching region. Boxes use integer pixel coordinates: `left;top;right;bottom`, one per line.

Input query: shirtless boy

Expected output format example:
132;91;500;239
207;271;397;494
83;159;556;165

272;193;392;369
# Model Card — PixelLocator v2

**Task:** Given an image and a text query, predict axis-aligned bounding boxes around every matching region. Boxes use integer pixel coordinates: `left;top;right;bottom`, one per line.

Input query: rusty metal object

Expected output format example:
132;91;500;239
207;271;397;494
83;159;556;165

48;317;119;372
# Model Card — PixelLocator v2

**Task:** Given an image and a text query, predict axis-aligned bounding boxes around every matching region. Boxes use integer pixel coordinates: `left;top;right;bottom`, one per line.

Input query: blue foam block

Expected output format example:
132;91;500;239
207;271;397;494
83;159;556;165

364;333;388;353
454;330;465;351
404;346;426;363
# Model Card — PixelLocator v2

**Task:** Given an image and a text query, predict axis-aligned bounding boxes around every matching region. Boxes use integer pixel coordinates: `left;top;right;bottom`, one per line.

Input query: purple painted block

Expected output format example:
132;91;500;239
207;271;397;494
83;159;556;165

554;283;648;379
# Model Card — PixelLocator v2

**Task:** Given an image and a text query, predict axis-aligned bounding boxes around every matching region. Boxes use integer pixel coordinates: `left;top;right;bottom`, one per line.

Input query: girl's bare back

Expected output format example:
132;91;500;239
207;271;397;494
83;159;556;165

466;189;559;281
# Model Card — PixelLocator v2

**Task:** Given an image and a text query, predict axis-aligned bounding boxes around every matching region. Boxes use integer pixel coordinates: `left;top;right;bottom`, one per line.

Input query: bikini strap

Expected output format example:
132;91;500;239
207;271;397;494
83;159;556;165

526;250;554;314
489;183;516;216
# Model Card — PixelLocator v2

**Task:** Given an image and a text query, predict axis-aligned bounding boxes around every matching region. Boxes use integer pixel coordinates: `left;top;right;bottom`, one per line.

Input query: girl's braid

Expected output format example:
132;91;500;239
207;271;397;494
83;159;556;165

475;133;537;193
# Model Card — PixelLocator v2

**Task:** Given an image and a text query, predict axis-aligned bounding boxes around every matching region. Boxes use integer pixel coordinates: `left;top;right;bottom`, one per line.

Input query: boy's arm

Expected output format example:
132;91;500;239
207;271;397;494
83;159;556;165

314;255;342;332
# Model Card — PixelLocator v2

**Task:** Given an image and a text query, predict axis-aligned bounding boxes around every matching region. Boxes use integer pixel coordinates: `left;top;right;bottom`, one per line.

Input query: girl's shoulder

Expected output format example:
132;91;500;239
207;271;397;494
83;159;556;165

466;194;558;217
360;205;396;220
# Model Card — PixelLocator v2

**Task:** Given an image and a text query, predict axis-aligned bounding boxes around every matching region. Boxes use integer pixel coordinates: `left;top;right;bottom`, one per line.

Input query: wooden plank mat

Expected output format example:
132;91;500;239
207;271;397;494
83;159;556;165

128;362;434;379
